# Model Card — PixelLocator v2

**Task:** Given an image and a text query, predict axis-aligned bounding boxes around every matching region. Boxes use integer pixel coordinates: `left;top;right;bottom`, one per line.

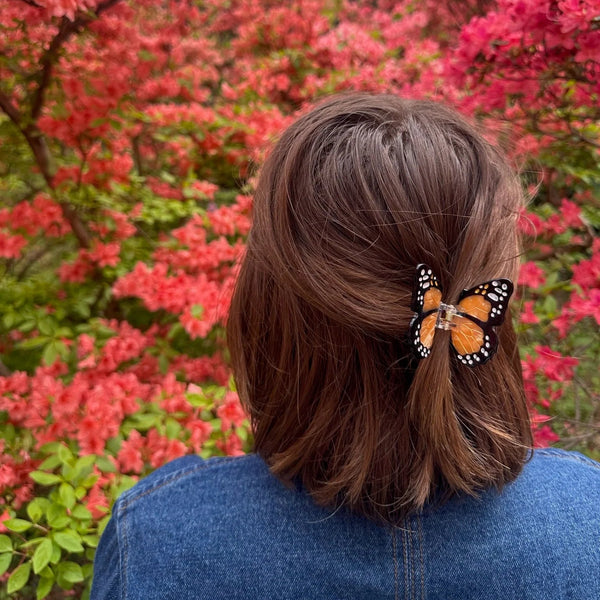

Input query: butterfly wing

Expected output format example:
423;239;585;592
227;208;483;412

411;264;443;313
410;312;439;358
457;279;513;326
450;278;513;366
409;264;443;359
451;316;498;366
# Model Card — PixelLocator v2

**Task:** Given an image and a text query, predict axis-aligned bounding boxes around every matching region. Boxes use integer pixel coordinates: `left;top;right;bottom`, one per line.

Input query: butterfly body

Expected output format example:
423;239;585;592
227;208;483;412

409;265;513;367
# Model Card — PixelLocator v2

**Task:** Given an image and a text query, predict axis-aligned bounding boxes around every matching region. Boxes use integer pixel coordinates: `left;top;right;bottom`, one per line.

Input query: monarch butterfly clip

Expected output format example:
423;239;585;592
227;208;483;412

409;264;513;367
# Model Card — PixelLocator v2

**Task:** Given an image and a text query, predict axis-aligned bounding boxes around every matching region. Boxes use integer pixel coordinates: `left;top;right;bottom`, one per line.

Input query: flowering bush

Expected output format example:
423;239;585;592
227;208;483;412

0;0;598;597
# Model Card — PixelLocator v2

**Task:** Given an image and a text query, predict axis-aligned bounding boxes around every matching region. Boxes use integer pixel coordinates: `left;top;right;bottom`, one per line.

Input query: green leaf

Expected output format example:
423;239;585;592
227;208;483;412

167;322;184;340
53;531;84;553
186;392;207;408
0;552;13;577
37;575;54;600
33;538;54;574
4;518;32;533
38;455;61;470
36;497;52;513
83;561;94;578
58;483;76;509
95;455;117;473
236;426;249;442
27;501;44;523
18;335;49;350
0;422;16;444
58;561;84;583
57;444;74;465
47;504;70;530
542;294;558;315
18;536;45;549
3;311;16;328
19;319;38;334
190;303;204;319
74;302;91;319
37;317;55;336
138;48;156;61
127;413;158;431
81;534;99;548
158;353;169;374
30;471;62;486
61;463;75;481
0;534;12;552
27;498;49;523
42;341;59;366
73;454;96;476
7;561;31;594
71;505;92;521
39;565;54;578
165;417;182;440
40;442;61;454
50;542;61;564
80;476;100;493
89;117;107;128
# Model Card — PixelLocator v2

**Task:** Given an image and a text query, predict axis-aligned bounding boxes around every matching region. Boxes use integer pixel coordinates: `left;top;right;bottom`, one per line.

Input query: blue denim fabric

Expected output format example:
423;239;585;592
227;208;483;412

91;448;600;599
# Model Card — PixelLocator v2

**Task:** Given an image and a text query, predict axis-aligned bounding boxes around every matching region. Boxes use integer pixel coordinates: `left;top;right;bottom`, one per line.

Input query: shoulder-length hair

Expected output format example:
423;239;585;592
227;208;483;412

227;93;532;524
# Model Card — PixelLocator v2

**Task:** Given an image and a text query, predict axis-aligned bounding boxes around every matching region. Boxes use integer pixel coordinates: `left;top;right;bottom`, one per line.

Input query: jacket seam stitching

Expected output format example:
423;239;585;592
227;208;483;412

392;528;399;600
535;449;600;469
409;519;415;600
115;457;246;598
417;515;425;600
119;458;240;508
117;501;129;600
402;520;409;600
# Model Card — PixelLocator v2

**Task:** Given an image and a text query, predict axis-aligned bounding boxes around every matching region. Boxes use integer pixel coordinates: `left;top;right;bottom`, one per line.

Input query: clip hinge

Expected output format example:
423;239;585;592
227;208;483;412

435;303;458;330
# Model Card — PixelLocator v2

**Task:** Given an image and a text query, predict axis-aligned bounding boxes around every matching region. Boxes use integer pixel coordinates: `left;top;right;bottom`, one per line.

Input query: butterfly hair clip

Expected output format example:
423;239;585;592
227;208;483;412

409;264;513;367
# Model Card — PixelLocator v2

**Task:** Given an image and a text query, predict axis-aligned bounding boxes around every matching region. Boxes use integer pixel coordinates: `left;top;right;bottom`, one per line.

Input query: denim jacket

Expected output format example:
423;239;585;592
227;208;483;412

91;448;600;599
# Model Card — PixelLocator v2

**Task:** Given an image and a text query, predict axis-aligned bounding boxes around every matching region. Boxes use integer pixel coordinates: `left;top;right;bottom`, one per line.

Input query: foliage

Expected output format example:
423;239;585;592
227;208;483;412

0;0;598;597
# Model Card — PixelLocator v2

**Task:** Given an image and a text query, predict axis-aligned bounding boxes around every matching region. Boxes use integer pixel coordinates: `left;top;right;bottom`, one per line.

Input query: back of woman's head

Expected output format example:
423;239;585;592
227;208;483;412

227;93;532;524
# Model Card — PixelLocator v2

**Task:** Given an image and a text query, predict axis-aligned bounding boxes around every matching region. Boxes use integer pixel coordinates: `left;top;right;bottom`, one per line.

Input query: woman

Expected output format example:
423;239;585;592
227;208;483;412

91;94;600;599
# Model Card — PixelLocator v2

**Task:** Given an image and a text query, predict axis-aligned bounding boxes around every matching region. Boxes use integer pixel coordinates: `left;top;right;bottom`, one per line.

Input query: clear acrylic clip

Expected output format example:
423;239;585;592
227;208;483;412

435;303;458;330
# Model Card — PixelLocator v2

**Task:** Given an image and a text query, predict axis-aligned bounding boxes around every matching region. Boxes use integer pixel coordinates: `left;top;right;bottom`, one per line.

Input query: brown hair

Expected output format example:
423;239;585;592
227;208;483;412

227;93;532;524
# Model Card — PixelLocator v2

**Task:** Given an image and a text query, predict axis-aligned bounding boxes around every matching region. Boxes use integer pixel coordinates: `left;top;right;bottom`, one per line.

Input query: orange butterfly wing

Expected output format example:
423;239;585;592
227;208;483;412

409;266;442;359
451;280;513;366
420;312;438;350
457;294;491;322
451;316;485;356
423;287;442;313
452;295;490;356
419;288;442;349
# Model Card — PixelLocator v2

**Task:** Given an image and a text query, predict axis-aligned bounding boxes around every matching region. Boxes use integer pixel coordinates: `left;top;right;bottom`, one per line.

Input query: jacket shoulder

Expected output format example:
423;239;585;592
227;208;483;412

521;447;600;491
421;448;600;598
115;453;266;509
530;446;600;468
